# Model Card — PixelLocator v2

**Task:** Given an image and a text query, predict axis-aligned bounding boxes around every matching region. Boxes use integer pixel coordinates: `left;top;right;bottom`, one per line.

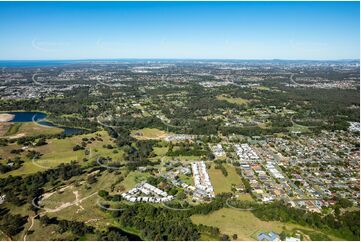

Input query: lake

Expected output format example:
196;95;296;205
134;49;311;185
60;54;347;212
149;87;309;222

7;111;84;135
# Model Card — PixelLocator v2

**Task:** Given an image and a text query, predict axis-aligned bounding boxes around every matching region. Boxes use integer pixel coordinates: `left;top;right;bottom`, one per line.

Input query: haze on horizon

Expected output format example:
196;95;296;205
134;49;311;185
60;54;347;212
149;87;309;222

0;1;359;60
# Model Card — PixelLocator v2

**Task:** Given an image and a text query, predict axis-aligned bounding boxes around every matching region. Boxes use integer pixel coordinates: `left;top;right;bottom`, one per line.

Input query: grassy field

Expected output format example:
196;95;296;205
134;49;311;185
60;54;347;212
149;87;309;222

161;155;201;162
1;122;64;138
26;222;75;241
130;128;170;140
9;170;122;241
5;123;22;136
0;122;12;136
199;233;219;241
24;170;124;240
153;146;168;156
0;131;122;178
208;164;242;194
178;173;193;186
255;86;270;91
18;122;64;136
191;208;338;241
216;94;249;105
288;123;310;133
122;171;151;190
237;193;254;201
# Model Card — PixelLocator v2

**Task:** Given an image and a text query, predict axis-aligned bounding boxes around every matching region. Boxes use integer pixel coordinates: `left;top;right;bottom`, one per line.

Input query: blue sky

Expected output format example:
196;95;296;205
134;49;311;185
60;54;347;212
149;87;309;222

0;1;359;60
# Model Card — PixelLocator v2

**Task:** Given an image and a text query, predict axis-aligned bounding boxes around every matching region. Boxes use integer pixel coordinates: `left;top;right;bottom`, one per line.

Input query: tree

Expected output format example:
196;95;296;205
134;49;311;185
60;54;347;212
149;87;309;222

39;215;51;226
98;190;109;198
280;231;287;240
176;191;187;200
73;144;83;151
0;213;28;236
221;234;230;241
35;138;47;146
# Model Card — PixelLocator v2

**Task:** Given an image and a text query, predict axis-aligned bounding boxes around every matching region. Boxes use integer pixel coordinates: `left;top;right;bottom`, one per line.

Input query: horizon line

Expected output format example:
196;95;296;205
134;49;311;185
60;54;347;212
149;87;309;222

0;58;359;62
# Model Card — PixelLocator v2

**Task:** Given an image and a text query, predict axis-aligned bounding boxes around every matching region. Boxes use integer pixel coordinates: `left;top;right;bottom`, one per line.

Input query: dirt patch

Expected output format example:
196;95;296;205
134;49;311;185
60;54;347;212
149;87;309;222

8;133;26;139
0;113;14;122
39;185;96;214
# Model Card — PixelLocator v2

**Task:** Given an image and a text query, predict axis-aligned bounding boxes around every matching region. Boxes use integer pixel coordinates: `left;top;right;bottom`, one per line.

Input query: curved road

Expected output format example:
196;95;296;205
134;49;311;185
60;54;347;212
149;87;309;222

23;191;97;241
289;73;301;86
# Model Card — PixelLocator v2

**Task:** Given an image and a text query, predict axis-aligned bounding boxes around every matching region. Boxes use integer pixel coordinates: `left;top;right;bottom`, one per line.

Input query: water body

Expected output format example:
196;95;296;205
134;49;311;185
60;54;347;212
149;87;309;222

0;59;358;68
7;111;84;135
0;59;166;67
0;60;77;68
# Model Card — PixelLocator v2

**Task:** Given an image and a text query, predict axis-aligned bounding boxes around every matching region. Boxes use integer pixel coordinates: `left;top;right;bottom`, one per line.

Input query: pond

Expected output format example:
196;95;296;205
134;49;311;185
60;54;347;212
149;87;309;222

7;111;85;135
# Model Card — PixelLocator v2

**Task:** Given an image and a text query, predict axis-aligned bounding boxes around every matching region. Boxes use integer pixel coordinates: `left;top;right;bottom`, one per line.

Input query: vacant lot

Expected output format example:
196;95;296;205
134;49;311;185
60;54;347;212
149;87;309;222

131;128;170;140
123;171;151;190
216;94;250;105
191;208;337;241
208;164;242;194
255;86;270;91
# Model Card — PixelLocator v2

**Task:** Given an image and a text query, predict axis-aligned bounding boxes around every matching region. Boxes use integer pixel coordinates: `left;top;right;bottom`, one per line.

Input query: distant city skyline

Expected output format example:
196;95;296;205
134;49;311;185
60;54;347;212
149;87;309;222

0;1;359;60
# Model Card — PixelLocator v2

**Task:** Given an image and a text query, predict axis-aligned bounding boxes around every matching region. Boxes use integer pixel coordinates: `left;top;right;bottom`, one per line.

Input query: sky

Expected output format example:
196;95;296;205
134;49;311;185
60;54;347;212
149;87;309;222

0;1;359;60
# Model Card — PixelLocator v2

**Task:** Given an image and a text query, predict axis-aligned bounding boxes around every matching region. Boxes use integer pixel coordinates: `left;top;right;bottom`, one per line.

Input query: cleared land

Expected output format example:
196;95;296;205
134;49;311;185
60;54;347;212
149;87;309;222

255;86;270;91
18;122;64;136
208;164;242;194
130;128;170;140
0;113;14;122
191;208;339;241
123;171;151;190
24;170;121;241
0;122;63;138
216;94;250;105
